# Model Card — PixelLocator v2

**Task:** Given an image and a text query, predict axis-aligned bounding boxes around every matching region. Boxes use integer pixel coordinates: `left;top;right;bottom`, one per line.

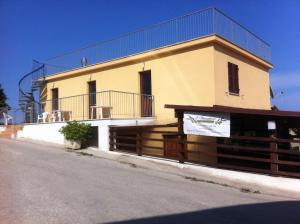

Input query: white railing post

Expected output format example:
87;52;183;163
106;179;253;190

82;95;85;120
109;91;112;108
133;93;135;118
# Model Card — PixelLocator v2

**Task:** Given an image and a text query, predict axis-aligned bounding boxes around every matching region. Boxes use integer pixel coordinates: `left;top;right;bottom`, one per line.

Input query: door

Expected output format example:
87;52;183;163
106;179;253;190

88;81;96;119
164;134;187;159
51;88;59;111
164;134;179;158
140;70;152;117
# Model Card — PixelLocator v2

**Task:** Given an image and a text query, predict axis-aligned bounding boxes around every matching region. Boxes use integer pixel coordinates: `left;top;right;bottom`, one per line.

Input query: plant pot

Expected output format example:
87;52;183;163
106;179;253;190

64;139;82;150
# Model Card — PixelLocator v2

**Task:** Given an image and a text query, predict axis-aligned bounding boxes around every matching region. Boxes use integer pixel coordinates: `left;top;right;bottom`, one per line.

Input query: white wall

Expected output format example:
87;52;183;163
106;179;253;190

0;126;6;133
18;118;155;151
20;122;66;144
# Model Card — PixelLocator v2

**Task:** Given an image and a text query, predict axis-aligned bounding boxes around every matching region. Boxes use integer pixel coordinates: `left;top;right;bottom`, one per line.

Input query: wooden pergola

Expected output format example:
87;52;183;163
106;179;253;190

165;104;300;137
165;104;300;177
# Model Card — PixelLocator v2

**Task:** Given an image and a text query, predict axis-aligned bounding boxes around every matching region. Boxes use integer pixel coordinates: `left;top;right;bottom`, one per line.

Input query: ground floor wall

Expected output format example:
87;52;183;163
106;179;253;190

18;118;155;151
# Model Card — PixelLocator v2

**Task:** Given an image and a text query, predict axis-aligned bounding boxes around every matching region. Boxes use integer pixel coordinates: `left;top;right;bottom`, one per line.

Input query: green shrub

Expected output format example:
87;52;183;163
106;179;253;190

59;121;92;142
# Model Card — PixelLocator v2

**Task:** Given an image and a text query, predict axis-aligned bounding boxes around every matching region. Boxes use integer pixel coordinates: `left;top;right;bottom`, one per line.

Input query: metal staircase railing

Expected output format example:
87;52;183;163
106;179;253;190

18;62;46;123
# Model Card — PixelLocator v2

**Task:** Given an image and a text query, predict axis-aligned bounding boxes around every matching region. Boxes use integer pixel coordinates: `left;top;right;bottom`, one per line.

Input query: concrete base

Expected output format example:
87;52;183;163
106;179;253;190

64;139;81;150
17;118;155;151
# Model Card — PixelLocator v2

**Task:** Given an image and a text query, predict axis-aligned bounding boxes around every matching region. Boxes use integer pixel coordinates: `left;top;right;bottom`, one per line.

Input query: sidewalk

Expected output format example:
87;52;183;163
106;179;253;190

82;147;300;199
16;138;300;199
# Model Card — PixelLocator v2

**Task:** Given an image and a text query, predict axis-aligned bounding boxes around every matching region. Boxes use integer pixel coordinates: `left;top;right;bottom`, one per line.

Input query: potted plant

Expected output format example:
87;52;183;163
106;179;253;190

59;121;92;150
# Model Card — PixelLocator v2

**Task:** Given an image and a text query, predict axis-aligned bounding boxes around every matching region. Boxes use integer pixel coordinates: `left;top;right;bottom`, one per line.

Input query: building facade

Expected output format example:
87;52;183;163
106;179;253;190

18;8;273;151
41;34;272;122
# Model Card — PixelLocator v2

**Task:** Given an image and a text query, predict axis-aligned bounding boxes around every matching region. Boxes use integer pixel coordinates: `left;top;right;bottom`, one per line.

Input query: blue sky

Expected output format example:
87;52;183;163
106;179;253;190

1;0;300;110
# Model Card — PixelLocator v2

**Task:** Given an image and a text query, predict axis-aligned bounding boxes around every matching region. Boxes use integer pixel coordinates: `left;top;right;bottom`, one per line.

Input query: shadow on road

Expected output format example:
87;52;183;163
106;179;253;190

103;201;300;224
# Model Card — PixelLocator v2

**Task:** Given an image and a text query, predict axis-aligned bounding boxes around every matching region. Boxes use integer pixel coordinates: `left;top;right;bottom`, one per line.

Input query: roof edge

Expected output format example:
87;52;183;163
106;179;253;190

165;104;300;118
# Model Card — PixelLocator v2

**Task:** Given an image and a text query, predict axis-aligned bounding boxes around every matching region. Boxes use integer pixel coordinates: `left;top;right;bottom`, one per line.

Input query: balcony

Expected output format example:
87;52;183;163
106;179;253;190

24;90;154;123
43;8;271;76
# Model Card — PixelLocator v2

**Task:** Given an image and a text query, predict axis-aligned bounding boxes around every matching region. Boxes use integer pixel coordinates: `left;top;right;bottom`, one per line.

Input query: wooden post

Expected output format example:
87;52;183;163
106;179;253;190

109;127;116;151
136;127;142;156
270;132;279;176
109;127;113;151
176;111;185;163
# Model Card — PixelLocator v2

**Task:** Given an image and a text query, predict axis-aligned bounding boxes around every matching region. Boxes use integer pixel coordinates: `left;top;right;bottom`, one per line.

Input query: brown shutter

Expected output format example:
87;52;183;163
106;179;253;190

228;62;239;94
228;62;234;93
233;64;239;94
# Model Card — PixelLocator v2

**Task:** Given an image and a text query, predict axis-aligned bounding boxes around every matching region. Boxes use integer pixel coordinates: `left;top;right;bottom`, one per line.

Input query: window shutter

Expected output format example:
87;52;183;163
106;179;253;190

228;62;239;94
228;62;234;93
233;64;239;94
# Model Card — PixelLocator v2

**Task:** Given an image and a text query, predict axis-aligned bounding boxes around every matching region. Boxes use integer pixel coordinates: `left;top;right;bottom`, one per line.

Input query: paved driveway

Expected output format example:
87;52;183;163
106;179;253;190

0;139;299;224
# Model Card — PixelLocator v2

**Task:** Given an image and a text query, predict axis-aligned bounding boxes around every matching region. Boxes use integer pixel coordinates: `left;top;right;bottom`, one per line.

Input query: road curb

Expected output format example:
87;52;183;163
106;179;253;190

82;148;300;199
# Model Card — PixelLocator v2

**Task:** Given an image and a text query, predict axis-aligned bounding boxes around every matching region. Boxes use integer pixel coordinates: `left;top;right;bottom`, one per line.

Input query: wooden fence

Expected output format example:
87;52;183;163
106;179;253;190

109;125;300;178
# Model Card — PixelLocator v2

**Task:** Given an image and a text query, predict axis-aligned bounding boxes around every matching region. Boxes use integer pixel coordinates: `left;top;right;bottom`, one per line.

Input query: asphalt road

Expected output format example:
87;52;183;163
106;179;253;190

0;139;299;224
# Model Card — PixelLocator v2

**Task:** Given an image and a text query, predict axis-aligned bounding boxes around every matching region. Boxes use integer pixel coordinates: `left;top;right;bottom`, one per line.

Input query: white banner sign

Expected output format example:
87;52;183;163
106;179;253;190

183;112;230;137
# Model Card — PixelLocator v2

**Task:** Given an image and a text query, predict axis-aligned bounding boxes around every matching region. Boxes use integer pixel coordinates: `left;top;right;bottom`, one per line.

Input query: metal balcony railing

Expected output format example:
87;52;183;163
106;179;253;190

42;8;271;76
23;90;155;123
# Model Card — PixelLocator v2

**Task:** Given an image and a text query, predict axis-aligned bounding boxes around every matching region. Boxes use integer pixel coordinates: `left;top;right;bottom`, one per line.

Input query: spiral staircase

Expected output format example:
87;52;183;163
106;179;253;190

18;61;46;123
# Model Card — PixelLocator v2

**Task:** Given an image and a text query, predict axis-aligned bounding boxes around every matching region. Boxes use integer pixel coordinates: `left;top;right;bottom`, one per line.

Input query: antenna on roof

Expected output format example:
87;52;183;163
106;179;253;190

81;57;88;67
274;91;284;98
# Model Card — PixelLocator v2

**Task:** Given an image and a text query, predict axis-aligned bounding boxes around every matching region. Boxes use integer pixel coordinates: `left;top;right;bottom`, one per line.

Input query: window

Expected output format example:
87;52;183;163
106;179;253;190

228;62;239;95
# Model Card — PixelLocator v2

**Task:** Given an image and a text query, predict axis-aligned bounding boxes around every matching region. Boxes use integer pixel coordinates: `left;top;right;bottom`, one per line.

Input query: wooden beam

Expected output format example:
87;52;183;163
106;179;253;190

270;132;279;176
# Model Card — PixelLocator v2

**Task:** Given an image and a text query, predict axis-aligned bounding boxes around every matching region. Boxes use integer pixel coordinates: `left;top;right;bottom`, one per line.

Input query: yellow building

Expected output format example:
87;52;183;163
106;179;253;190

18;8;273;153
18;9;300;178
17;8;272;124
40;34;272;123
